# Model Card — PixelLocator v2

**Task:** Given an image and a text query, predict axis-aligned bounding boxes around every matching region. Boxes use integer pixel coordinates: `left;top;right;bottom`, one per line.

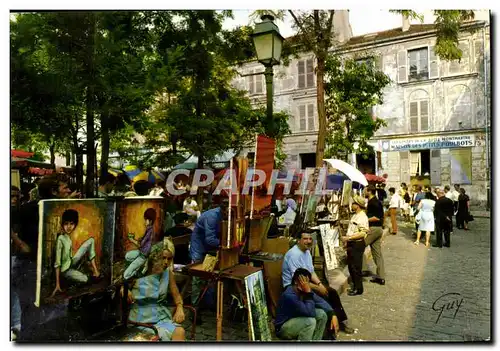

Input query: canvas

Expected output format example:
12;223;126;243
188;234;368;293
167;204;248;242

113;197;165;283
36;199;115;306
341;180;353;207
244;270;272;341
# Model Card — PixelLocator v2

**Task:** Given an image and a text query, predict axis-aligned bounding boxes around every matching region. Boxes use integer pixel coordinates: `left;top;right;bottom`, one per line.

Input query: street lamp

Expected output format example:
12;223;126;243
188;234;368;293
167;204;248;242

251;15;284;121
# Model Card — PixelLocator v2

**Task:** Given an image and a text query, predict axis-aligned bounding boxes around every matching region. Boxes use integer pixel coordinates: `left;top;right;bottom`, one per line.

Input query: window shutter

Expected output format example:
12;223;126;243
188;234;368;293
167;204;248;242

299;105;306;131
255;72;263;93
298;61;305;88
247;72;254;94
307;104;315;131
306;59;314;88
397;51;408;83
429;46;439;78
400;151;410;184
430;149;441;185
474;38;484;72
460;41;471;73
420;100;429;131
409;101;419;132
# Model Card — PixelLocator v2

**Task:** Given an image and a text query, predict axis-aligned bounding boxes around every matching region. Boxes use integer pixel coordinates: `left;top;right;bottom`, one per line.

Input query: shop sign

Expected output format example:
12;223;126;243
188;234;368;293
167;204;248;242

381;134;475;151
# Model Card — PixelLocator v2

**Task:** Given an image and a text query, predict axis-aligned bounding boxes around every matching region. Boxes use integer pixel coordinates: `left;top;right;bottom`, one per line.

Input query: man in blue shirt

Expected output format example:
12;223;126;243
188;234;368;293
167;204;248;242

283;232;354;334
275;268;332;340
189;201;229;305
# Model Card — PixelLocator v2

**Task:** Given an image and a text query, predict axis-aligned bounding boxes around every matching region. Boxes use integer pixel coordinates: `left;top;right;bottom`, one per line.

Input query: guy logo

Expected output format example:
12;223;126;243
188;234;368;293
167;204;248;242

432;292;464;324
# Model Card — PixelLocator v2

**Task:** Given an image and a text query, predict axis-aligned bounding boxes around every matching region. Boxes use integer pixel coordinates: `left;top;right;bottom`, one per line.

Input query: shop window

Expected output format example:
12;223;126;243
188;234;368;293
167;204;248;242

450;148;472;184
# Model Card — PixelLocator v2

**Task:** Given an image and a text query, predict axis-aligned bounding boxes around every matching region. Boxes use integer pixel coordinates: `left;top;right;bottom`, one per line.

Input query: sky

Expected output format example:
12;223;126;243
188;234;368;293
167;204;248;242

223;10;405;38
222;10;490;38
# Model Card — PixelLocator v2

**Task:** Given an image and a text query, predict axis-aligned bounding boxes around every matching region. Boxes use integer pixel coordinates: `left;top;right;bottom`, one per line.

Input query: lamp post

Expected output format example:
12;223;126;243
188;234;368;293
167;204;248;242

251;15;284;121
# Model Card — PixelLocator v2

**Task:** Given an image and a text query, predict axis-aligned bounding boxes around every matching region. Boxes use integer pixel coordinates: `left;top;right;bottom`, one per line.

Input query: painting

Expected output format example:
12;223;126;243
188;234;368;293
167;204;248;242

36;199;115;306
341;180;353;207
113;197;165;283
319;224;339;270
244;271;272;341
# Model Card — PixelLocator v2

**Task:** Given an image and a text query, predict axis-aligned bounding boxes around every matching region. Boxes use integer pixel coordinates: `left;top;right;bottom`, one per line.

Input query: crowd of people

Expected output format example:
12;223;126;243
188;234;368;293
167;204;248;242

10;170;476;342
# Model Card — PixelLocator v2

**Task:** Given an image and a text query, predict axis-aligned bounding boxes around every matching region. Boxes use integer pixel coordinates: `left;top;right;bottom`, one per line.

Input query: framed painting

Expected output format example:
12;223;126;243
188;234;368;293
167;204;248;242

36;199;116;306
113;197;165;283
244;270;272;341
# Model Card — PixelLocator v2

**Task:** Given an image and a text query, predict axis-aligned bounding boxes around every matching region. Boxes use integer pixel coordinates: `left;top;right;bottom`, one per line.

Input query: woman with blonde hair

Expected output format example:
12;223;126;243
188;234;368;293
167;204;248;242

124;238;185;341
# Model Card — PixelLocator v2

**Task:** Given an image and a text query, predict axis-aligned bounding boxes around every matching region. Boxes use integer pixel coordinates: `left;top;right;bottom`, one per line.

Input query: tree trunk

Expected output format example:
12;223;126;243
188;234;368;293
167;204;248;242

315;57;327;167
66;150;71;166
197;153;204;210
49;142;56;166
85;14;97;198
100;113;110;181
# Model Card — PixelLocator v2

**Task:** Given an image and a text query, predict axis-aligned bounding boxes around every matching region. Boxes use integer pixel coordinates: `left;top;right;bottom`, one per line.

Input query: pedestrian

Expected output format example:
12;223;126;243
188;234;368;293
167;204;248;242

283;232;353;332
364;186;385;285
411;185;425;235
274;268;333;341
452;184;461;224
388;187;400;234
433;189;454;248
341;195;369;296
97;173;116;198
456;188;471;230
414;192;436;247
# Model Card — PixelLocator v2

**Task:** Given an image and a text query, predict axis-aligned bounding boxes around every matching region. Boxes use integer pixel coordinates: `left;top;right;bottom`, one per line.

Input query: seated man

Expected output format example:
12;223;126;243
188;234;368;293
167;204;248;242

124;238;186;341
274;268;335;341
282;231;354;334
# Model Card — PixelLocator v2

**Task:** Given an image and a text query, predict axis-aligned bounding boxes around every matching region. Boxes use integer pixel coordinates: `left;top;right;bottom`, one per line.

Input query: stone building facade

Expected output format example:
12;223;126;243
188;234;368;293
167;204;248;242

233;11;490;208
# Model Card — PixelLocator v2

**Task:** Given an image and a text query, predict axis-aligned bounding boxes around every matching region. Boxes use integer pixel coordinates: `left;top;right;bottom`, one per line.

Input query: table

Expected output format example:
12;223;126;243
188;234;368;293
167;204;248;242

186;263;262;341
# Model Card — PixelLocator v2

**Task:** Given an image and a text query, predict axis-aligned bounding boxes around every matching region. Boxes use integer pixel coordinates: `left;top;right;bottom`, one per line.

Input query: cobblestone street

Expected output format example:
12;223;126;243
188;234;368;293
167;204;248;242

337;216;491;342
183;216;491;342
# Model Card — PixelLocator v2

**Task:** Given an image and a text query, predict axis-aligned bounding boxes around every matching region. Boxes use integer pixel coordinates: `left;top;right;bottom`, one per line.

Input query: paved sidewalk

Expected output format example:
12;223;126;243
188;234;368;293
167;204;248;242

337;217;491;341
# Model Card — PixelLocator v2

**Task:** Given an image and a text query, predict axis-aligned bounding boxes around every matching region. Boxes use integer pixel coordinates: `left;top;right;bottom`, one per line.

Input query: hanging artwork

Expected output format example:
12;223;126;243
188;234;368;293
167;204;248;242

113;197;165;283
341;180;353;207
36;199;115;306
319;224;339;270
244;270;272;341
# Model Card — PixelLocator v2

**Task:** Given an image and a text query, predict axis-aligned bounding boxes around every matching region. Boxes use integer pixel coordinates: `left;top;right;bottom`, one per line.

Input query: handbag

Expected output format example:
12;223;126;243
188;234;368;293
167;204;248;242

467;213;475;222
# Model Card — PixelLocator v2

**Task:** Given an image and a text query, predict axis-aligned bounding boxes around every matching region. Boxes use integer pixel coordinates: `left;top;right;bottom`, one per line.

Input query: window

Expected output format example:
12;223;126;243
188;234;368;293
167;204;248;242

408;47;429;81
298;103;316;132
300;153;316;169
408;90;430;133
450;148;472;185
298;58;314;89
247;69;263;95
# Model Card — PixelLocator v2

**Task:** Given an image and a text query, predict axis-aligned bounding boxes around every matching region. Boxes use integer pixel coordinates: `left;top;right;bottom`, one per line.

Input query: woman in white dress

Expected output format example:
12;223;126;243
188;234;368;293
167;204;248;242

414;192;436;247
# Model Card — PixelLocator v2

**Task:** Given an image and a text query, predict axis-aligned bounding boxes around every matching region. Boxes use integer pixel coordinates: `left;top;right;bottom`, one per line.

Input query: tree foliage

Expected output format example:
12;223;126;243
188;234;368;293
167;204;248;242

324;56;391;160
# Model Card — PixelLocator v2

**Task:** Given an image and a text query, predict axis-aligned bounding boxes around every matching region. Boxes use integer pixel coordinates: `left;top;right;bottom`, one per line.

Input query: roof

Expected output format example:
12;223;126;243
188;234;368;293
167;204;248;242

282;20;485;51
343;24;437;47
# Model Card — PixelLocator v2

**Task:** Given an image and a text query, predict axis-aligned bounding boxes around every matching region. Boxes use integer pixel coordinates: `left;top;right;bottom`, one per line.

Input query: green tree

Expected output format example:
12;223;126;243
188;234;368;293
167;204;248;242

323;56;391;160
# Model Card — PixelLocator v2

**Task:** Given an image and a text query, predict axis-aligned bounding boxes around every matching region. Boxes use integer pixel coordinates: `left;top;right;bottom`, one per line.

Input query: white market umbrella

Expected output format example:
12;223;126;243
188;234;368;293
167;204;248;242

323;158;368;186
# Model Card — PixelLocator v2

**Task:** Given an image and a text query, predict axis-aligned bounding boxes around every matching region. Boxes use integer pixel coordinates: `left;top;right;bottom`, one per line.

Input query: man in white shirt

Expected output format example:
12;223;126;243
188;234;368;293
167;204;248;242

341;195;369;296
388;187;400;234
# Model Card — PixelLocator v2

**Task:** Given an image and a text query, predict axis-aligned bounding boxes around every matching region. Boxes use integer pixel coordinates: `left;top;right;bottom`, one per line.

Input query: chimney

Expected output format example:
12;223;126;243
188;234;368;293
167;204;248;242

402;14;411;32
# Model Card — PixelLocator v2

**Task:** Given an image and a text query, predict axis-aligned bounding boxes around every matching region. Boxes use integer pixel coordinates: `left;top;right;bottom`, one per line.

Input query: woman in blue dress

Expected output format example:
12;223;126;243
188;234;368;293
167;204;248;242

125;238;186;341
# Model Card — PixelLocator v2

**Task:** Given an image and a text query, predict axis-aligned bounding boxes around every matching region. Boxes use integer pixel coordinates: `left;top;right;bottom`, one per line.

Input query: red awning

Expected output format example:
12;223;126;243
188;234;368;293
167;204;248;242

365;173;386;183
11;149;34;158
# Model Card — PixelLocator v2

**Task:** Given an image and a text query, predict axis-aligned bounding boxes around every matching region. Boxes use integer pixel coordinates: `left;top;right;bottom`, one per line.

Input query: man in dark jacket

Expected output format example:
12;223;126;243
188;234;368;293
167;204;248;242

433;189;455;248
274;268;334;341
